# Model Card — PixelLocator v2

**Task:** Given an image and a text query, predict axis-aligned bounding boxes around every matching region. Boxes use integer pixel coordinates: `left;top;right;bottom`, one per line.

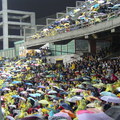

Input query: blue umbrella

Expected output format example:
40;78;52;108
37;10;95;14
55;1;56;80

12;95;20;98
48;26;54;29
29;94;37;98
12;81;21;84
27;97;36;102
35;93;41;97
25;83;33;85
54;21;60;26
60;103;72;111
29;93;41;97
93;4;99;8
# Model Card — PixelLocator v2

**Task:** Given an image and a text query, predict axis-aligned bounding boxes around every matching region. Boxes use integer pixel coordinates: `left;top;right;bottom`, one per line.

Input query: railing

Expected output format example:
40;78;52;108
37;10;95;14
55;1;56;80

26;10;120;42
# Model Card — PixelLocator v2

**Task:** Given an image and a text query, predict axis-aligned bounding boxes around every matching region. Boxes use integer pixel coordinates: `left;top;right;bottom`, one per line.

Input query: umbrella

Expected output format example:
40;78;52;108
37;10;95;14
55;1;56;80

27;89;35;92
54;112;72;120
100;91;117;97
38;86;46;88
19;97;26;101
46;74;56;78
71;89;84;93
60;91;68;95
105;105;120;120
86;96;99;101
61;110;76;118
25;83;33;85
76;110;94;115
20;115;43;120
87;108;102;113
86;102;96;108
116;87;120;91
39;100;49;104
53;86;64;91
29;93;41;97
20;91;27;95
49;116;68;120
93;83;105;88
27;97;36;102
53;97;61;100
12;95;20;98
77;112;114;120
9;105;16;108
82;81;91;85
82;77;91;81
60;18;69;22
48;90;57;94
66;96;82;103
2;87;11;91
77;84;85;89
93;4;99;8
36;90;44;94
48;95;56;98
11;81;21;84
60;103;72;111
77;16;85;20
101;96;120;103
6;116;15;120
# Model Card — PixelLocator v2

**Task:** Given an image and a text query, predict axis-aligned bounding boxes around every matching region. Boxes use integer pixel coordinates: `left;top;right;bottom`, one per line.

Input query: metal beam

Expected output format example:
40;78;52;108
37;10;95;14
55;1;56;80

8;26;22;29
22;15;30;19
0;11;2;15
8;35;24;39
7;10;34;15
0;35;24;39
46;18;56;25
0;22;3;26
56;12;65;19
0;36;3;40
8;21;31;26
0;14;22;19
66;7;75;13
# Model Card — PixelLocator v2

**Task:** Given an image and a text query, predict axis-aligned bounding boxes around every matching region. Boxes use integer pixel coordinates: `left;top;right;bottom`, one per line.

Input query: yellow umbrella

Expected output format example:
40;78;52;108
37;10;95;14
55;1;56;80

41;108;49;113
39;100;49;104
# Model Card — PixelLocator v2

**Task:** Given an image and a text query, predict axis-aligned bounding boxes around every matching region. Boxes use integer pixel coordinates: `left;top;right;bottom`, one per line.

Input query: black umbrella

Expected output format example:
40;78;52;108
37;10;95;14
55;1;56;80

105;106;120;120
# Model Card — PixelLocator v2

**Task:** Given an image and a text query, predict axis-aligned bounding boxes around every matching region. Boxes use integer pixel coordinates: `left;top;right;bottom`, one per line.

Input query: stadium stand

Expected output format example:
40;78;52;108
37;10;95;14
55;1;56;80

27;0;120;41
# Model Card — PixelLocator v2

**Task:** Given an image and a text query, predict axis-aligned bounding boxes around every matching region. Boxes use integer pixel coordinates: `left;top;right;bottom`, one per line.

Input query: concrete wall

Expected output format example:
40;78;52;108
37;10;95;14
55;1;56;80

46;54;83;64
0;48;15;58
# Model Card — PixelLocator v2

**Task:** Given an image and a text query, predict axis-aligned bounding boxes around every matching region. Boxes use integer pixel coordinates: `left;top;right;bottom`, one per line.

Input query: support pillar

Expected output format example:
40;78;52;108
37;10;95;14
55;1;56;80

30;13;35;26
2;0;9;49
89;39;96;53
30;13;36;32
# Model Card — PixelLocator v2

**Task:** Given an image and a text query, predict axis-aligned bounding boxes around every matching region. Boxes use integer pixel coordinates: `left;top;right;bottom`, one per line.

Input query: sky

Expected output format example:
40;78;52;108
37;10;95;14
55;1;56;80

0;0;84;18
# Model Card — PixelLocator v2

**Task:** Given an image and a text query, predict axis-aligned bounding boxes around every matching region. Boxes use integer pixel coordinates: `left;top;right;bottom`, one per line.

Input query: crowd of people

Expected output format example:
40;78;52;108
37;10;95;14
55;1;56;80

29;0;120;40
0;50;120;120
